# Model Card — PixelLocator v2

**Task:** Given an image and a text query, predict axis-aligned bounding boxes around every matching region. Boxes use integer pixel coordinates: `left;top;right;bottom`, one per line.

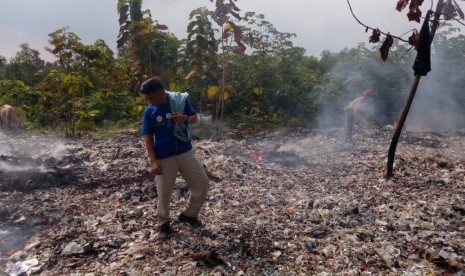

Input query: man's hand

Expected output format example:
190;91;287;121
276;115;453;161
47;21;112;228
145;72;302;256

172;112;188;124
150;160;163;175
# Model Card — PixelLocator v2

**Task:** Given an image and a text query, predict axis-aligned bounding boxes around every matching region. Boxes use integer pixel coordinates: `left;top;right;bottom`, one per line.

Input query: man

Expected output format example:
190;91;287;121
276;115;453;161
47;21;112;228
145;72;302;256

140;77;209;239
344;89;375;141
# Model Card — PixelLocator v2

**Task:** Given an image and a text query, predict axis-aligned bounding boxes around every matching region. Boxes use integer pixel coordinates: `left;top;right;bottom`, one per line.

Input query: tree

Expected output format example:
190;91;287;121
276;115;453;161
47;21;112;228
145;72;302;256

210;0;245;130
218;12;323;129
239;12;302;122
116;0;171;83
40;28;136;134
347;0;465;177
5;43;45;85
186;7;219;117
0;79;33;109
71;39;134;127
46;27;83;74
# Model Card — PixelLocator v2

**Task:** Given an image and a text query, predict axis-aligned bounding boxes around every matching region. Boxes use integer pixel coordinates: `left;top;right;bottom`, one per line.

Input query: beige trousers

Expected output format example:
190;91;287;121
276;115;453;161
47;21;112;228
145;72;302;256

155;149;209;226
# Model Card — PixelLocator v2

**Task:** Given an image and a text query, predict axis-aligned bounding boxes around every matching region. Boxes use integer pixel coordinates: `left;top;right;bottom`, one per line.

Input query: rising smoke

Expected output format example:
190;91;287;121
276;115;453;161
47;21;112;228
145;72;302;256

0;135;68;172
315;38;465;132
315;46;413;129
406;46;465;132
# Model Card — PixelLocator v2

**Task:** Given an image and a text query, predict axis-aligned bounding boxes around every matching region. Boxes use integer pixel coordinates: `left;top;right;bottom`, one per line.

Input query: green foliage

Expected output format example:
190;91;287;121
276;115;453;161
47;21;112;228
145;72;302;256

150;32;181;80
185;7;219;115
25;28;138;134
0;79;33;113
117;0;176;82
5;44;45;85
227;111;278;134
186;7;218;82
75;109;99;132
1;4;465;137
46;28;82;74
115;0;181;125
242;12;296;55
191;122;216;139
221;13;321;128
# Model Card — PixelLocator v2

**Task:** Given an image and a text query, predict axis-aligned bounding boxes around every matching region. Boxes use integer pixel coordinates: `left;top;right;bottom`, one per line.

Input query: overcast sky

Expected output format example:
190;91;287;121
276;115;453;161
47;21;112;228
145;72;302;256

0;0;458;62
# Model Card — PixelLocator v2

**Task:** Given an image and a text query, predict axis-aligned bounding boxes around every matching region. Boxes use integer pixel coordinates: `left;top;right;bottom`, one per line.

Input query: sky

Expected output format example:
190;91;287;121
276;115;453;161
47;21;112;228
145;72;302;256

0;0;459;62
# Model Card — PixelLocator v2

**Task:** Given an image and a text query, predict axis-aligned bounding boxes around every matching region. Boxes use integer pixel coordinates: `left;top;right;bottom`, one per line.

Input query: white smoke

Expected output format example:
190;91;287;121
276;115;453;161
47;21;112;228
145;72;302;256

398;33;465;132
0;136;69;172
316;51;412;130
406;55;465;132
0;143;13;156
0;162;49;173
316;39;465;133
30;140;68;160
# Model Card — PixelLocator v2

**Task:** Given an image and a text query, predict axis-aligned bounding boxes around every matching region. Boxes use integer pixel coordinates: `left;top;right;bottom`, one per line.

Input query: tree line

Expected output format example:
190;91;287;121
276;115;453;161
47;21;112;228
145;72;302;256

0;0;464;135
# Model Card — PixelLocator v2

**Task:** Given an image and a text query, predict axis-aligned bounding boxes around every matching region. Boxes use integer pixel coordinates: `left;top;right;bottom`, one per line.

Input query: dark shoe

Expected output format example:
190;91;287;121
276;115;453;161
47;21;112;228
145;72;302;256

154;222;172;239
178;213;203;228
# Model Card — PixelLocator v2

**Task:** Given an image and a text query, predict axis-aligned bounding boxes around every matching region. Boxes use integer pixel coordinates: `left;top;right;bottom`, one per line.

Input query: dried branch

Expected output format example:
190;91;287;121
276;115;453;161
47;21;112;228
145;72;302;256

347;0;409;42
454;18;465;25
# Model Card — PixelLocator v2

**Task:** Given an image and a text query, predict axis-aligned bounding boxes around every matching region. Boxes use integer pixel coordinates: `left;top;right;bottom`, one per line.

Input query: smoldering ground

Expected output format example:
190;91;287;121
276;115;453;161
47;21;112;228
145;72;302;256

1;40;465;273
2;128;465;274
0;133;73;192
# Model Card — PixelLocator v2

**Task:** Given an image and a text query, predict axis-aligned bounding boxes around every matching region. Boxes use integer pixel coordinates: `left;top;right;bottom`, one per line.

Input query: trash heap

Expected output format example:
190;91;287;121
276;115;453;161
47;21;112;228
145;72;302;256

1;127;464;275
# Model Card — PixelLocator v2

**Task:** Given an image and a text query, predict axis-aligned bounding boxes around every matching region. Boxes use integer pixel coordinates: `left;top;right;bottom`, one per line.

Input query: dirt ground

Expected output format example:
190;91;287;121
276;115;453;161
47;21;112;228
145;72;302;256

1;126;465;275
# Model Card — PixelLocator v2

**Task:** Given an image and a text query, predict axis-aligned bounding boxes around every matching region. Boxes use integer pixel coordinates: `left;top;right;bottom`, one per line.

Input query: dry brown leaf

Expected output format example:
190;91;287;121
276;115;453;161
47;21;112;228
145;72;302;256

396;0;409;12
418;247;465;272
407;8;422;22
410;0;425;7
443;0;459;20
183;250;227;266
379;34;394;62
369;28;381;43
407;0;422;22
4;118;465;275
408;30;421;50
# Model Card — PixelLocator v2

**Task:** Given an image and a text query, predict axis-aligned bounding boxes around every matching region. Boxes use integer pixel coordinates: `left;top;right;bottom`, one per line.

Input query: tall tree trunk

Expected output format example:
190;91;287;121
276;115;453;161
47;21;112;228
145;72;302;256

386;75;421;177
215;27;226;137
386;0;444;177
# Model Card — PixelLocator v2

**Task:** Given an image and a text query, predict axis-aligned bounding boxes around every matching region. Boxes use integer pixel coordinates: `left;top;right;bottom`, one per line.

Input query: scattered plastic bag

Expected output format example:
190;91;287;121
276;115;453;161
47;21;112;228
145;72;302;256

7;258;40;276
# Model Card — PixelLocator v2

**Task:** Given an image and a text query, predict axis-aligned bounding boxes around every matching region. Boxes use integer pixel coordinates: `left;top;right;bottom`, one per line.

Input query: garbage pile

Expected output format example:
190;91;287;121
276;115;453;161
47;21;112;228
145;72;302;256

0;127;464;275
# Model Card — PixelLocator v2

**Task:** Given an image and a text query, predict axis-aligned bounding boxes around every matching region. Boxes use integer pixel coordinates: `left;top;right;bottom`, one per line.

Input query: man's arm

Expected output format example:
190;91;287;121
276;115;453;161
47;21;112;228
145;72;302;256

184;97;198;124
172;112;198;124
144;134;162;175
186;114;198;124
144;134;156;162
